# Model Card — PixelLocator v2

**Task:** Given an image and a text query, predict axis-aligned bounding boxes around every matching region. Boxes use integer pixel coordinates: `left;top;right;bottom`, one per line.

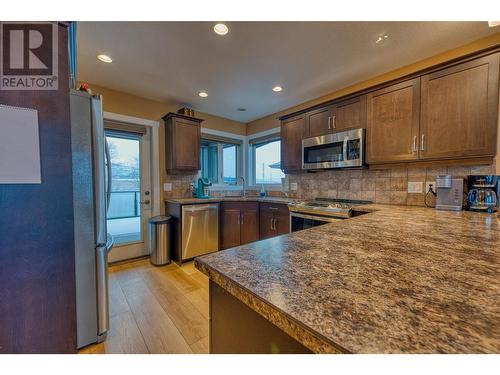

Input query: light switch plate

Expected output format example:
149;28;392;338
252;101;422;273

408;181;423;193
290;182;298;191
163;183;172;192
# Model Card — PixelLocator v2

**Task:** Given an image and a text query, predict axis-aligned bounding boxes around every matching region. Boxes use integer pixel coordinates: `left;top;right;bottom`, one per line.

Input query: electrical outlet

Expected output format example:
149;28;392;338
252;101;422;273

163;183;172;192
426;181;435;193
290;182;298;191
407;181;423;194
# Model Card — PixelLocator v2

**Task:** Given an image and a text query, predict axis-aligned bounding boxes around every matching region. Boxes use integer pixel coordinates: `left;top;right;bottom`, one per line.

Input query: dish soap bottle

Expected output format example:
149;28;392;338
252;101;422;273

259;184;266;198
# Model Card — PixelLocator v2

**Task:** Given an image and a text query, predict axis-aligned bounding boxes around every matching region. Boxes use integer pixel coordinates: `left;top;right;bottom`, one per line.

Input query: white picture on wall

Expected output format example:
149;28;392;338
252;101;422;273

0;104;41;184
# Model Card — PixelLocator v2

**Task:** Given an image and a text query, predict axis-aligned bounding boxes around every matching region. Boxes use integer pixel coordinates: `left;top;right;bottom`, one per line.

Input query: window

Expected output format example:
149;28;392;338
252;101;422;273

200;138;240;185
252;138;284;185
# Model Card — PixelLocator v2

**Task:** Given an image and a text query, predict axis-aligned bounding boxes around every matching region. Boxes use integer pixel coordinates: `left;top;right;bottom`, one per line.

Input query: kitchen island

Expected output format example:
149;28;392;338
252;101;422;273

195;204;500;353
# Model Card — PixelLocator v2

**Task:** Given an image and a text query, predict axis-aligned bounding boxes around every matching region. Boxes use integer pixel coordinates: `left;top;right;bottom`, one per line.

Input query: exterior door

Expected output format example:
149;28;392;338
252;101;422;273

419;54;499;159
105;127;152;263
366;78;421;164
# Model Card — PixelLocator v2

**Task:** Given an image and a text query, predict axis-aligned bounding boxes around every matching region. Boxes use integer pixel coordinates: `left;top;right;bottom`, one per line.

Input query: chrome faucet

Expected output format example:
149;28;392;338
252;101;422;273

237;176;246;197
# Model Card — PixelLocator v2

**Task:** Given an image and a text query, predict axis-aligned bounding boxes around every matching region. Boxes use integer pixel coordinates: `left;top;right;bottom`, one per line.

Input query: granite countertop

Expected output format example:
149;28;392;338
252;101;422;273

195;204;500;353
165;196;294;205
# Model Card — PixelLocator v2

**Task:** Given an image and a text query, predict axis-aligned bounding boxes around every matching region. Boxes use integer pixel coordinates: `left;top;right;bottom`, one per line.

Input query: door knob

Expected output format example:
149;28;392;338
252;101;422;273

140;200;150;205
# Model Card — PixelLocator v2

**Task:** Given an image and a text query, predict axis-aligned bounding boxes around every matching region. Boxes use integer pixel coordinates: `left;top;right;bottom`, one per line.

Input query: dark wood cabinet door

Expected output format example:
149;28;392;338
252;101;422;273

281;114;306;171
274;212;290;236
164;113;203;174
420;54;499;160
259;211;275;240
172;118;200;170
366;78;421;164
333;95;367;131
220;207;241;250
259;203;289;239
240;207;259;245
305;105;335;137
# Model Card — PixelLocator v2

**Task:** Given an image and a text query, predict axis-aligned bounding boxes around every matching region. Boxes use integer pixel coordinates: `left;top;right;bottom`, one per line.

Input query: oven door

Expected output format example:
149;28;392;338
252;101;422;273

302;128;364;170
290;212;342;232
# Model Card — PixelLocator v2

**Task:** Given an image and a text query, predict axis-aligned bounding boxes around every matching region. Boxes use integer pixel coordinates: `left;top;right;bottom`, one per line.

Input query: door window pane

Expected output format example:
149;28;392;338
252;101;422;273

254;139;284;184
106;132;142;245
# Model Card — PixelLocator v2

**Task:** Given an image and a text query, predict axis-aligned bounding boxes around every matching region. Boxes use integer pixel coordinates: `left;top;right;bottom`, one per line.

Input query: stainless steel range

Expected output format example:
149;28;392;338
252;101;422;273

288;198;371;232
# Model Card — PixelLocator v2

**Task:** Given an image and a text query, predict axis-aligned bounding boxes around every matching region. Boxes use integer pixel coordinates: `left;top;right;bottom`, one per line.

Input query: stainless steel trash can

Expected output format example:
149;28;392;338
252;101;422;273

149;216;172;266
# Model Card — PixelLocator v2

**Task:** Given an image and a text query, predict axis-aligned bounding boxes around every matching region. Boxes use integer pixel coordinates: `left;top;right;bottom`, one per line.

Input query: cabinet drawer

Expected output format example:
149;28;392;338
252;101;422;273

259;202;289;216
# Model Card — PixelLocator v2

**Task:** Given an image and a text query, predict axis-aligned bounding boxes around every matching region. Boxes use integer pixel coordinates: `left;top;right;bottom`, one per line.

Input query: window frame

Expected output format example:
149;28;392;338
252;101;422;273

200;134;243;190
248;134;283;190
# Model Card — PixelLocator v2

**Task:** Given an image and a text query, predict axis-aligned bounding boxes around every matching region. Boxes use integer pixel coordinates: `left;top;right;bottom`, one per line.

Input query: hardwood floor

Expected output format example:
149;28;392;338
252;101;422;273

78;258;209;354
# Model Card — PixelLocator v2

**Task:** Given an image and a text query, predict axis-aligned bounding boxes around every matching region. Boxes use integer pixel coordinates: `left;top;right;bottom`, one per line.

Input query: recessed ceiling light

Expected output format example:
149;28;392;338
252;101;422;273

213;23;229;35
488;21;500;27
198;91;208;98
375;35;389;44
272;86;283;92
97;54;112;63
237;108;246;112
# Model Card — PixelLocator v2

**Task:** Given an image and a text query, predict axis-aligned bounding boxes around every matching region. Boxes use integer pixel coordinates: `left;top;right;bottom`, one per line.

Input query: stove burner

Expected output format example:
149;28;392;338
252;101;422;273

288;197;372;219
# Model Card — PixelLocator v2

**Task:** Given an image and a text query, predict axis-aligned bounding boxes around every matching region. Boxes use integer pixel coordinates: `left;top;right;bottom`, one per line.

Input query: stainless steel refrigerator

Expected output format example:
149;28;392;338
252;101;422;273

70;89;114;349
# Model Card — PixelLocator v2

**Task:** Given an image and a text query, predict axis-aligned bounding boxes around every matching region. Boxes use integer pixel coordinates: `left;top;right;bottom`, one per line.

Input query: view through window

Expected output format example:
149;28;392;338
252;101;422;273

201;139;239;185
253;139;284;184
106;132;141;245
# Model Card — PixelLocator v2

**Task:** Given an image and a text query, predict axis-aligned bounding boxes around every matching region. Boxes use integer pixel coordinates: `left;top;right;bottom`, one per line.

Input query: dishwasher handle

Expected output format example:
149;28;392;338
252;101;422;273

183;204;218;212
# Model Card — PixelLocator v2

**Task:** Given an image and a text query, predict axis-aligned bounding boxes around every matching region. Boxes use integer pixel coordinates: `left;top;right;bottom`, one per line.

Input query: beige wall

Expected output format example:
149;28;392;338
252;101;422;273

86;83;247;135
247;32;500;135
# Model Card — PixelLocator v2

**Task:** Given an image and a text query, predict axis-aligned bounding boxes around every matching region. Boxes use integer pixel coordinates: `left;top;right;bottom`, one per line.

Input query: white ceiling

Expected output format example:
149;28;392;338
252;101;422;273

77;22;499;123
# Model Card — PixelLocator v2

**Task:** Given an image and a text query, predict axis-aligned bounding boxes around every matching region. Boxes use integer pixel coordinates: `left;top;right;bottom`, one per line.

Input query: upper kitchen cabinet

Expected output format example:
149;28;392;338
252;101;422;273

332;95;367;132
366;78;421;164
281;114;306;172
304;96;367;138
419;54;499;160
305;105;335;137
163;113;203;174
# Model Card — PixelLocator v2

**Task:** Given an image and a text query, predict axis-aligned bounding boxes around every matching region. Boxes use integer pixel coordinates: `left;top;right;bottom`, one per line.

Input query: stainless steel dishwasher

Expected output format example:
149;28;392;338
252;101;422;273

181;203;219;260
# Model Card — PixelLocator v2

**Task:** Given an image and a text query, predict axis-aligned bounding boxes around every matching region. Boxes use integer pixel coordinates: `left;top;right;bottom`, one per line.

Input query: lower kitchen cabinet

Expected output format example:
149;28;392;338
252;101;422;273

220;201;259;250
259;202;290;240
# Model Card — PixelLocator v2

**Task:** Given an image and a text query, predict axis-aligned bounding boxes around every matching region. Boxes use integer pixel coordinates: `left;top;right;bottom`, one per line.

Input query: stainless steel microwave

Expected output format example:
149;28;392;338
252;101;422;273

302;128;365;170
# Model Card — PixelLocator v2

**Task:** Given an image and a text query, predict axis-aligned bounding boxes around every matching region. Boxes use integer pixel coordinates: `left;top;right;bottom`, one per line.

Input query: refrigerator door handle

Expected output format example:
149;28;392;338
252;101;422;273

96;244;109;339
91;95;107;246
104;139;112;213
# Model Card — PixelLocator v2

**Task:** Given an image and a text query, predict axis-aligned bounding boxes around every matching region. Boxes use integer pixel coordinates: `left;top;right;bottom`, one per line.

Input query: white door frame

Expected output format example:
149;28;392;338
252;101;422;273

103;112;160;262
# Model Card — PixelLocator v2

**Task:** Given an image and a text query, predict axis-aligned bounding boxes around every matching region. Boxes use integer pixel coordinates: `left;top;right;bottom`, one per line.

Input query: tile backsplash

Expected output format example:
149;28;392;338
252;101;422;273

163;163;497;207
286;164;497;206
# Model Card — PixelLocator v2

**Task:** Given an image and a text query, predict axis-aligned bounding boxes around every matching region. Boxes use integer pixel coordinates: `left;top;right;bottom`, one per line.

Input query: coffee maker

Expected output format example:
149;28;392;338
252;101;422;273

466;175;499;213
435;175;465;211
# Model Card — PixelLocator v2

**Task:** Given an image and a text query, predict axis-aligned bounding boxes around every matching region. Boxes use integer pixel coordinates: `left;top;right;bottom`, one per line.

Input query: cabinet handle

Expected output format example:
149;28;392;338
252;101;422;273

269;218;273;231
332;115;336;129
420;134;425;151
272;218;277;231
412;135;417;152
240;213;244;225
237;214;240;225
327;116;331;129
